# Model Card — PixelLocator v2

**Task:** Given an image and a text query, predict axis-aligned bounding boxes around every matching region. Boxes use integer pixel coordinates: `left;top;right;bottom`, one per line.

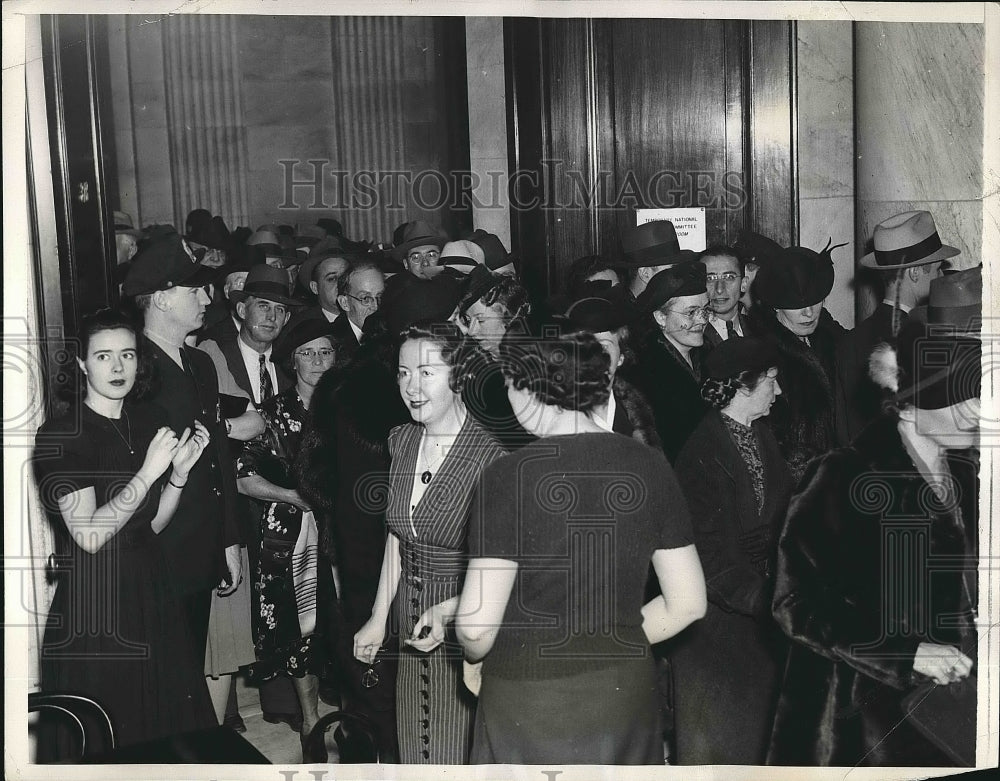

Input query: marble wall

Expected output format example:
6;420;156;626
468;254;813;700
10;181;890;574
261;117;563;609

855;23;985;315
465;17;511;248
796;20;855;328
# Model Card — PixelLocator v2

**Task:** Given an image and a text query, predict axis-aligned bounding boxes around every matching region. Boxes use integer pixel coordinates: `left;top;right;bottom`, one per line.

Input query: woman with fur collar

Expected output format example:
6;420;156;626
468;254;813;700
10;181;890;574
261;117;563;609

744;242;847;483
767;321;979;766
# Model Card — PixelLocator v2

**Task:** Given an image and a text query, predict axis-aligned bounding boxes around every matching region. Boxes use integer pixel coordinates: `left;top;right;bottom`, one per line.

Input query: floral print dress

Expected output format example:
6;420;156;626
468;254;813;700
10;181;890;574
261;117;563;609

238;387;324;682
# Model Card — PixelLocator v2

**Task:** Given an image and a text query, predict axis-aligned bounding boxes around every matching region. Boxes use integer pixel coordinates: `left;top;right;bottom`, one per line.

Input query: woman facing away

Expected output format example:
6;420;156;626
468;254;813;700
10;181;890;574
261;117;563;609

767;320;979;766
670;337;794;765
353;322;506;764
33;308;215;760
455;317;707;765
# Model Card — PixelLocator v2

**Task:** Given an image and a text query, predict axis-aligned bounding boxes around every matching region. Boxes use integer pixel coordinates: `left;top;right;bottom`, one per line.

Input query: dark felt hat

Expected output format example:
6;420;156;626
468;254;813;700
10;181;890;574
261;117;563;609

704;337;780;380
391;220;449;260
468;230;512;271
754;242;840;309
381;273;464;335
928;265;982;331
317;217;344;237
294;223;327;249
564;283;636;333
185;208;212;238
297;237;365;290
272;316;340;364
734;229;784;268
113;210;143;238
122;228;217;296
620;221;693;268
185;214;232;252
893;320;981;410
636;259;707;312
229;264;301;308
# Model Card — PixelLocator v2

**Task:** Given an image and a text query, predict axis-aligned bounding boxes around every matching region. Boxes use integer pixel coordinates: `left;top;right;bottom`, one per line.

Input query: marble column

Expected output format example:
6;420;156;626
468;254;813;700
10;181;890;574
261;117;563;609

855;22;984;319
796;21;855;328
465;17;511;248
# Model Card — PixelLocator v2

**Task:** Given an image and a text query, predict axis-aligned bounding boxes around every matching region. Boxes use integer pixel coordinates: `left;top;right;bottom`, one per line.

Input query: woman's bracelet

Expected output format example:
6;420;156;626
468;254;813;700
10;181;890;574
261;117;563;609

168;477;187;490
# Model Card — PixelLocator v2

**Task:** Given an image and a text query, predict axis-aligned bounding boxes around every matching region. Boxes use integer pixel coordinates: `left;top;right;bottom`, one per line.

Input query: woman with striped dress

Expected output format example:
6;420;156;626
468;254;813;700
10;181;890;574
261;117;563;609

354;323;505;763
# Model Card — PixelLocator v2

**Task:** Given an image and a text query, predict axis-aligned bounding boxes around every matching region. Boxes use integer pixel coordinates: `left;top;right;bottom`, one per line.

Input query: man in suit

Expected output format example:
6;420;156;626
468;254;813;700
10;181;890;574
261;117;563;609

197;262;305;729
198;264;297;403
334;261;385;350
834;210;958;444
701;245;749;348
121;229;243;675
286;238;358;327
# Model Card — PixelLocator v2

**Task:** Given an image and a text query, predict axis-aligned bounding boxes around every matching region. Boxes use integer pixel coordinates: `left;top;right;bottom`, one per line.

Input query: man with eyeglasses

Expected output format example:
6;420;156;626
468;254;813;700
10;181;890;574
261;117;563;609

701;245;749;347
335;262;385;347
620;259;712;463
392;220;448;281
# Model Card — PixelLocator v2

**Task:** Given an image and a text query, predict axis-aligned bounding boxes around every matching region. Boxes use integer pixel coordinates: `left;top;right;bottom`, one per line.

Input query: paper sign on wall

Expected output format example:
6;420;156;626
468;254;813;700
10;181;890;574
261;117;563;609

636;208;706;252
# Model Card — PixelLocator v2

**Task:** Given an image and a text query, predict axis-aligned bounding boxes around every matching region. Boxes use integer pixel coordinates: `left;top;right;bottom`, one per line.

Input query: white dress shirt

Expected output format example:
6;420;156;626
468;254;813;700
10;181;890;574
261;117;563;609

237;336;277;406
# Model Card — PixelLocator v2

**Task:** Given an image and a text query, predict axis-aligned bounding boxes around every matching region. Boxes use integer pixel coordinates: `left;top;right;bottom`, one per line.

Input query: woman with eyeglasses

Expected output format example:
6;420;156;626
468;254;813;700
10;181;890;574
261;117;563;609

669;338;794;764
236;318;346;760
353;323;506;764
744;243;847;482
33;308;215;760
619;260;712;462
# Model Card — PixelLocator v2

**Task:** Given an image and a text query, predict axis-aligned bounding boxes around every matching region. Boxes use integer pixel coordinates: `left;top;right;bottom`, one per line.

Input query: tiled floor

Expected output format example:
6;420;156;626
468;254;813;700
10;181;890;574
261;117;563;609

234;676;341;764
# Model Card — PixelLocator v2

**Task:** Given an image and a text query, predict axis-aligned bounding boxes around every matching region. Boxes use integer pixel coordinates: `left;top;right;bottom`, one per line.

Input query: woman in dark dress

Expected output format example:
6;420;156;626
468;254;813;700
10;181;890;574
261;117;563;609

353;323;506;764
456;319;708;765
744;242;847;482
767;321;979;766
453;265;534;450
670;338;794;764
236;317;344;756
33;309;215;760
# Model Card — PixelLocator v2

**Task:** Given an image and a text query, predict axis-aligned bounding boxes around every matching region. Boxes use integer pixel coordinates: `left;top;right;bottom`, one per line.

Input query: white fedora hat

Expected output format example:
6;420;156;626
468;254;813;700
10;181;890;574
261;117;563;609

859;210;959;270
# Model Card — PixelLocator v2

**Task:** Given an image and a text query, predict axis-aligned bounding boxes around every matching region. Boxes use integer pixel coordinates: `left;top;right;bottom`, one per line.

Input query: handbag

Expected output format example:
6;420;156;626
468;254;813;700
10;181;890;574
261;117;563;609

900;673;977;766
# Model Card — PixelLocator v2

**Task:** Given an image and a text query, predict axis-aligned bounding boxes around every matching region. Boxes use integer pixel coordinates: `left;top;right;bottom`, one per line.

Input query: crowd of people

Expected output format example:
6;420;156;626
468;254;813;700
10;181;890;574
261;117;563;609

33;205;983;766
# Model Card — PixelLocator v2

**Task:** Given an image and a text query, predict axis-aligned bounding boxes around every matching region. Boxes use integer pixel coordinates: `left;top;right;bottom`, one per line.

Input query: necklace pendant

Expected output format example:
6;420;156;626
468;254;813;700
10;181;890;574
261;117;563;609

420;470;432;485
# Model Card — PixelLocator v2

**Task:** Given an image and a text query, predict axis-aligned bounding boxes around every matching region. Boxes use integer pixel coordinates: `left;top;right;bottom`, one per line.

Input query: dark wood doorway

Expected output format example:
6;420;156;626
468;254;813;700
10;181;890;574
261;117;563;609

505;18;796;296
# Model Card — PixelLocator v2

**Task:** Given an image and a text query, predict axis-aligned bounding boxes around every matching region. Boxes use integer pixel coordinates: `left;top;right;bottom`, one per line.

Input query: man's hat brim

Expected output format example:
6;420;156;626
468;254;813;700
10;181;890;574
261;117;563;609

859;243;960;270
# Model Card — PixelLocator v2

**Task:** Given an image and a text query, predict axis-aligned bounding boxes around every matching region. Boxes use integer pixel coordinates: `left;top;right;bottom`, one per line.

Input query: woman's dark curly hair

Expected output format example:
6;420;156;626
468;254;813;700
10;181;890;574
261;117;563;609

457;273;531;322
700;369;770;410
60;307;152;402
399;321;486;395
498;318;610;413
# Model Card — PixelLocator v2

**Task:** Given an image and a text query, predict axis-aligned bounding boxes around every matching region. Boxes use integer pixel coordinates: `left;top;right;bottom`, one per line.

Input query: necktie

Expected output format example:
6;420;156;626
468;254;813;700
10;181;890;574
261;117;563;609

726;319;737;339
259;354;274;401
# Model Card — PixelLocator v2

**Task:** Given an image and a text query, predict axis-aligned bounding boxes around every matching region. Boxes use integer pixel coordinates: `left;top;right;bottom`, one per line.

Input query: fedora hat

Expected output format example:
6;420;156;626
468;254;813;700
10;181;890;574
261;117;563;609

186;215;232;252
185;208;213;238
122;228;216;297
860;210;960;270
620;220;692;268
438;240;484;274
734;229;783;268
928;265;982;331
391;220;448;260
636;258;707;313
468;230;513;272
229;264;301;308
294;223;327;249
564;283;636;333
297;237;364;290
755;242;841;310
113;210;143;238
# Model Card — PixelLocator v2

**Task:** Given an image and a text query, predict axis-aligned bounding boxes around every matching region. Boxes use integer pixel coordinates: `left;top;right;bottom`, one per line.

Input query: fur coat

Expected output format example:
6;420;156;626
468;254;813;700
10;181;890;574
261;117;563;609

767;416;976;767
745;307;846;483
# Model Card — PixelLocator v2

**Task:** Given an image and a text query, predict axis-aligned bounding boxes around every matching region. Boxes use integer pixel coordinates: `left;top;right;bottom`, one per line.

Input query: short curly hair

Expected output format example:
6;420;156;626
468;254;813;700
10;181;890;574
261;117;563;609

700;369;769;410
498;319;610;413
399;322;485;395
